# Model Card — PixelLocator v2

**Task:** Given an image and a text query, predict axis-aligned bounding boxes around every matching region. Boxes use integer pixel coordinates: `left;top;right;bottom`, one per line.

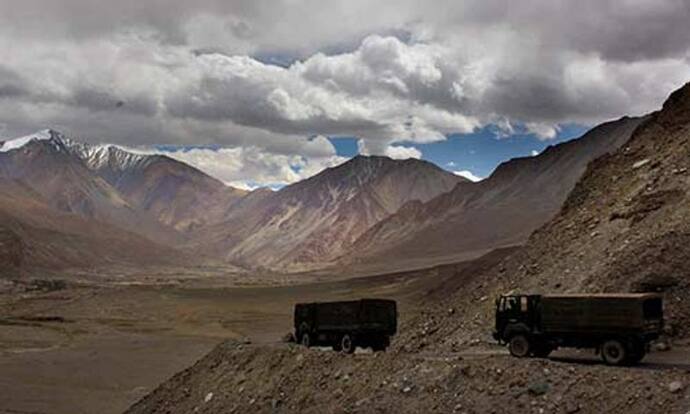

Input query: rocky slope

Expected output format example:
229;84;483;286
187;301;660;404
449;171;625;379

346;116;644;269
192;156;465;271
127;341;690;414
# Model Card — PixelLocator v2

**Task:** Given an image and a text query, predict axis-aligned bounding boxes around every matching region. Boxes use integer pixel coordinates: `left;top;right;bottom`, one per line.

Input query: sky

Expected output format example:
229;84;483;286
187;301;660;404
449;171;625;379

0;0;689;188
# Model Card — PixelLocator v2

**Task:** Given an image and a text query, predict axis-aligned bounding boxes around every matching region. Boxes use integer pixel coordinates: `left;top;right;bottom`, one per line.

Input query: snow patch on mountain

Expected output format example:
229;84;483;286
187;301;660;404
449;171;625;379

68;141;153;172
0;129;154;172
0;129;55;152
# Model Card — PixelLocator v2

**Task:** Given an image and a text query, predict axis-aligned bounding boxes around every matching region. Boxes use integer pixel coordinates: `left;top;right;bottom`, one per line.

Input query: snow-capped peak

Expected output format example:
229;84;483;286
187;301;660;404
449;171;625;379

70;142;152;171
0;129;154;172
0;129;59;152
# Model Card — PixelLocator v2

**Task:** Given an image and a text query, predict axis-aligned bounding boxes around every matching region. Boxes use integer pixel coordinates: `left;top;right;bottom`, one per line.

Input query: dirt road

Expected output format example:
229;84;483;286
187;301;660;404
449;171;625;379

418;346;690;371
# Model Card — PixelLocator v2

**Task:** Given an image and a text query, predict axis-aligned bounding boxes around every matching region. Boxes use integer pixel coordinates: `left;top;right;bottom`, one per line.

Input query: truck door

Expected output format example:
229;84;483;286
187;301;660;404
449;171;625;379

497;296;523;335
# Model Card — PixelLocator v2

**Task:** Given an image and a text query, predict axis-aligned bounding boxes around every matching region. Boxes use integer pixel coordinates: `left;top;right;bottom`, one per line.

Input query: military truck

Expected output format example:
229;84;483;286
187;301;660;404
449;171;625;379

493;293;663;365
294;299;397;353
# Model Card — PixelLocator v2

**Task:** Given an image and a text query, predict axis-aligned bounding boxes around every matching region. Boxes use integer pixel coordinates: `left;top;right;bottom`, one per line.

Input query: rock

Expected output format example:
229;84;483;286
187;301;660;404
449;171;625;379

528;381;550;396
271;399;281;409
662;324;677;336
402;386;413;394
204;392;214;403
653;341;670;352
633;159;650;169
668;381;683;393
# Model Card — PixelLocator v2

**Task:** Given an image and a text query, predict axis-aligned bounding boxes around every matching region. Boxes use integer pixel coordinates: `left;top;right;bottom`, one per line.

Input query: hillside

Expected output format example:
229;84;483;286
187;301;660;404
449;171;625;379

192;155;466;271
0;131;183;246
0;225;22;278
68;140;249;232
0;178;186;276
346;116;644;269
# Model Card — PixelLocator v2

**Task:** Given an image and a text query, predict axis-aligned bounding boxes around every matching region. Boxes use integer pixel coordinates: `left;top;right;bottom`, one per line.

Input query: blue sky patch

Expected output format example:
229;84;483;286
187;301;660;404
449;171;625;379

329;123;589;179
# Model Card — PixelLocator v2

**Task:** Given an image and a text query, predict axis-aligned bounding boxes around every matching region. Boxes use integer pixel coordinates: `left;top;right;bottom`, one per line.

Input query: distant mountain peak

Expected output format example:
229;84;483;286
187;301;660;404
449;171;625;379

0;129;157;173
67;139;153;173
0;128;66;153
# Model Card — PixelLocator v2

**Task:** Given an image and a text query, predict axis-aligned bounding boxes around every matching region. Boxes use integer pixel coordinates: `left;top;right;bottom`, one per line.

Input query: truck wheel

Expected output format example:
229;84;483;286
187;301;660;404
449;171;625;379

300;332;311;348
509;334;531;358
601;339;627;365
341;334;355;354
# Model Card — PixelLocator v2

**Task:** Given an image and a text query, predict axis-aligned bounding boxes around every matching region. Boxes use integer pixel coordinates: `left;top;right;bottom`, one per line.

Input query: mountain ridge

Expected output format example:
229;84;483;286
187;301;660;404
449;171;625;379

343;115;645;270
190;154;466;271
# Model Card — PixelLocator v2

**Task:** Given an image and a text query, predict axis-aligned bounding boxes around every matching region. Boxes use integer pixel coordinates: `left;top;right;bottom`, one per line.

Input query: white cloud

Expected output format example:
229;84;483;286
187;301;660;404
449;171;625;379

531;150;540;157
116;135;347;189
525;122;560;140
156;146;346;188
384;145;422;160
454;170;482;182
0;0;689;160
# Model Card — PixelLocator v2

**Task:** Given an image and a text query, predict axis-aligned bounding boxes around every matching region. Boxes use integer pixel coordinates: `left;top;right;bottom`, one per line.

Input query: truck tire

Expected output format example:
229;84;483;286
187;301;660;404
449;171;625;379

601;339;627;365
509;334;531;358
300;332;312;348
341;334;356;354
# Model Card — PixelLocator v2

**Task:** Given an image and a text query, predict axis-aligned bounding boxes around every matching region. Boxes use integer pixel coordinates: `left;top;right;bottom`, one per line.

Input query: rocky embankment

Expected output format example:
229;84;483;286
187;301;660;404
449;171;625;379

127;341;690;414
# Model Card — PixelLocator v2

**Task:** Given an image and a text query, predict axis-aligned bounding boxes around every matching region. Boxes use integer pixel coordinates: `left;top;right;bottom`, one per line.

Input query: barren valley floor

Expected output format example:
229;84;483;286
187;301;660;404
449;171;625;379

0;265;439;414
3;240;690;414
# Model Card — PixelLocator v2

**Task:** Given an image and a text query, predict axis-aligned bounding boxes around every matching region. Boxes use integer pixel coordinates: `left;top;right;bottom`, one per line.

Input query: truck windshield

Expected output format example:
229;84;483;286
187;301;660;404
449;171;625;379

643;298;662;319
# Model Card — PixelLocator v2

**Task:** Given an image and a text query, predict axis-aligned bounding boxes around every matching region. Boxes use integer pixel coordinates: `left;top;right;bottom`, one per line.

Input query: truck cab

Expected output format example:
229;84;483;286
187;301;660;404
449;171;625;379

493;294;541;343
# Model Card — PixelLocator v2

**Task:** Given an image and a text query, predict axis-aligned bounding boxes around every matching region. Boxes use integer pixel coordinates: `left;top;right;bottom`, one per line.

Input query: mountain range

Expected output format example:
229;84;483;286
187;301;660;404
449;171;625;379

0;107;652;276
344;115;643;270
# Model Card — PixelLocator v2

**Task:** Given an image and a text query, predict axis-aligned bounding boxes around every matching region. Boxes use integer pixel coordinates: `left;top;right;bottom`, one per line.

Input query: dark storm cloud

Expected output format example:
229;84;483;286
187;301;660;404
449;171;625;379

0;66;29;99
71;87;158;116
